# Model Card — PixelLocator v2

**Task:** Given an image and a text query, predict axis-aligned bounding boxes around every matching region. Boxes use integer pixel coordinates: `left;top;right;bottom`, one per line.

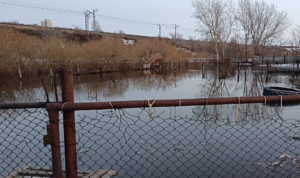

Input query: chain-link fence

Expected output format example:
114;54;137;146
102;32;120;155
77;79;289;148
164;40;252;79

75;104;300;177
1;103;300;177
1;67;300;177
0;104;300;177
0;108;51;177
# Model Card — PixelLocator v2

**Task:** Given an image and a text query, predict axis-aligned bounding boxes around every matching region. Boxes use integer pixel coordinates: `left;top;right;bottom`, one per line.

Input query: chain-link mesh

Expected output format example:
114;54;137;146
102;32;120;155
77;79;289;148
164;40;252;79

0;108;51;177
1;104;300;177
75;104;300;177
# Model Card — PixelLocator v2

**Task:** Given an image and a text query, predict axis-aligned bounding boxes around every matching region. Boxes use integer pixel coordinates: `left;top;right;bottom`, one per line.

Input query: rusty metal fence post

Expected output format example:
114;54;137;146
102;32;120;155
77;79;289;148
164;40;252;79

60;68;78;178
44;109;62;177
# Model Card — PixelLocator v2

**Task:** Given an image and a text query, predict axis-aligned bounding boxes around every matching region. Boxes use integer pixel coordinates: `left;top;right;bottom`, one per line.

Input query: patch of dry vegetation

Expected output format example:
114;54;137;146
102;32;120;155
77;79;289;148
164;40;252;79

0;26;190;75
0;27;38;73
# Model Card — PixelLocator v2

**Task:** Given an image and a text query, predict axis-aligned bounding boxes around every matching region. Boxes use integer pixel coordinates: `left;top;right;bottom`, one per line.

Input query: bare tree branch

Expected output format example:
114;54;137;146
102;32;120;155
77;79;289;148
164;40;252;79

192;0;236;62
292;25;300;47
237;0;290;55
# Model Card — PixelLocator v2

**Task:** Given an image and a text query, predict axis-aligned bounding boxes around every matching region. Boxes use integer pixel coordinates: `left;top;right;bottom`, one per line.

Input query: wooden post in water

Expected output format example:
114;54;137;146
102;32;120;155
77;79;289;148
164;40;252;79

50;67;54;78
17;66;22;80
50;60;54;78
173;62;176;72
76;62;80;76
237;62;240;82
202;63;205;78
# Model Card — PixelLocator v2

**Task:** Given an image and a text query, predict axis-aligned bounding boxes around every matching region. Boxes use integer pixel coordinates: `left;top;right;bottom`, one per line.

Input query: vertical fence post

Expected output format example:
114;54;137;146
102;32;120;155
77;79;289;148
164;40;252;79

47;110;63;178
60;68;78;178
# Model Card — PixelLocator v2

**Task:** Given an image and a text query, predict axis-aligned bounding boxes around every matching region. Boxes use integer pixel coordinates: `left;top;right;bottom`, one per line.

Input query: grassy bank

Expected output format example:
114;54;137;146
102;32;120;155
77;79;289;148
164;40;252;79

0;25;201;76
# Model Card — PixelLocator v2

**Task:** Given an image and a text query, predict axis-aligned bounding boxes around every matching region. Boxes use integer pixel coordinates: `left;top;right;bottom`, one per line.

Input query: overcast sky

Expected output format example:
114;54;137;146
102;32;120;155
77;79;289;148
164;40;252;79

0;0;299;40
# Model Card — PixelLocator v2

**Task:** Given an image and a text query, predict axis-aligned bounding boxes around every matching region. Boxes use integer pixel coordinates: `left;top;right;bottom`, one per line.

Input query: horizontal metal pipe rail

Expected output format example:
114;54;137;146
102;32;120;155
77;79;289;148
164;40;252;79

0;102;46;109
2;95;300;111
46;95;300;111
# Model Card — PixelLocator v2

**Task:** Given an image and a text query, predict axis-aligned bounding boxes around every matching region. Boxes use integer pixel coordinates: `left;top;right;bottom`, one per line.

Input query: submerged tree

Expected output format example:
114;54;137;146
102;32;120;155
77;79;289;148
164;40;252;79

192;0;235;62
237;0;290;55
292;25;300;47
193;0;290;60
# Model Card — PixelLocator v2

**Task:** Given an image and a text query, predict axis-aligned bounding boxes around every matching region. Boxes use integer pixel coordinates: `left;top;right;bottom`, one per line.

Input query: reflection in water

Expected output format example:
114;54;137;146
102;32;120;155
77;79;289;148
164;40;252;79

192;102;283;125
0;65;296;103
0;64;295;127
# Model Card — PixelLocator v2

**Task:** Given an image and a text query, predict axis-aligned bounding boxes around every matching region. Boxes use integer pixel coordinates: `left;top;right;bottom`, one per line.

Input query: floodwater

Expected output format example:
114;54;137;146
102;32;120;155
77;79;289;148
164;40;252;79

0;64;297;103
1;64;300;177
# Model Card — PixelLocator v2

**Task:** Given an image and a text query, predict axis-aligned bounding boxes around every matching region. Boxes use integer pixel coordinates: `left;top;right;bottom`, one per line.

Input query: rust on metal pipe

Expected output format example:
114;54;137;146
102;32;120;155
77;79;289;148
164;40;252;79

48;110;63;178
0;102;46;110
60;68;78;178
46;95;300;111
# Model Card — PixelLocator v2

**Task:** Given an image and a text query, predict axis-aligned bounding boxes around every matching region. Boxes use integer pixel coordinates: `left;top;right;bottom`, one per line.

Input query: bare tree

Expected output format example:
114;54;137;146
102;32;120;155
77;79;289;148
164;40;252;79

235;0;251;60
292;25;300;47
192;0;235;62
237;0;290;55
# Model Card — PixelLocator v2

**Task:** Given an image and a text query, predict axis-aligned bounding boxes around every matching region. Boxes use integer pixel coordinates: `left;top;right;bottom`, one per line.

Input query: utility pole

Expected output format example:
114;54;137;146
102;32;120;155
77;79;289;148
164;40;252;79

92;9;98;31
174;24;178;39
158;24;161;38
84;10;92;32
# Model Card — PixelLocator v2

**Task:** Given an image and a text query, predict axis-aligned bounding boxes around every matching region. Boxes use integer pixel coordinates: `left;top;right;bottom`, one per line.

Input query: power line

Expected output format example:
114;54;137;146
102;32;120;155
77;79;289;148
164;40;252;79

0;0;83;16
0;0;182;28
0;0;158;26
95;14;157;27
0;0;197;37
1;0;194;31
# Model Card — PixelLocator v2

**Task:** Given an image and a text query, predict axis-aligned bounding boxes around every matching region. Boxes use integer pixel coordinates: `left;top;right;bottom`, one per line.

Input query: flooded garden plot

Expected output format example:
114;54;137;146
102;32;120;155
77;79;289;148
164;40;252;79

1;65;300;177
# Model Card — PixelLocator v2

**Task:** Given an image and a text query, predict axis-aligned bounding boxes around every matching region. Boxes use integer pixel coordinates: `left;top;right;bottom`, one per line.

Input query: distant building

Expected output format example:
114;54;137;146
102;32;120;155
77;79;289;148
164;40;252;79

122;38;135;46
41;19;52;28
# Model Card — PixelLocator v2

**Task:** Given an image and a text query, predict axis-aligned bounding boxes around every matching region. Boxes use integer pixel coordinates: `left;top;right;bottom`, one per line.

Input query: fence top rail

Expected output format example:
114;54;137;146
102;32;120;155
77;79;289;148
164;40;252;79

1;95;300;111
0;102;46;110
46;95;300;111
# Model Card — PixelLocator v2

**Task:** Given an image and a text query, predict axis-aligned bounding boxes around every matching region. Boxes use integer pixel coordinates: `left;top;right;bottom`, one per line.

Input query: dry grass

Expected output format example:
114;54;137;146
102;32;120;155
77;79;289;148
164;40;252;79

0;27;37;73
0;26;190;75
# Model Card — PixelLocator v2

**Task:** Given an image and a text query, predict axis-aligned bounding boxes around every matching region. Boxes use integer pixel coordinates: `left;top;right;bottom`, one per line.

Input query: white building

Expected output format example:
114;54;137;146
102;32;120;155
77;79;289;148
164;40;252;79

41;19;52;28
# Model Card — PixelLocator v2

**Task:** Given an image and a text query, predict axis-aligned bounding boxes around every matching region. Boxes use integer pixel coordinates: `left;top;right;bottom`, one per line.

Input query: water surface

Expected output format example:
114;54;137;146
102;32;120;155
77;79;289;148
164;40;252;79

1;65;300;177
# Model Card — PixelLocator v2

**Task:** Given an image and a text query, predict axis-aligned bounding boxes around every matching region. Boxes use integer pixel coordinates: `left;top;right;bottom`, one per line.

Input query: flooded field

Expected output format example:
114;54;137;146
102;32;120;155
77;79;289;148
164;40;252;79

0;64;298;103
1;64;300;177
